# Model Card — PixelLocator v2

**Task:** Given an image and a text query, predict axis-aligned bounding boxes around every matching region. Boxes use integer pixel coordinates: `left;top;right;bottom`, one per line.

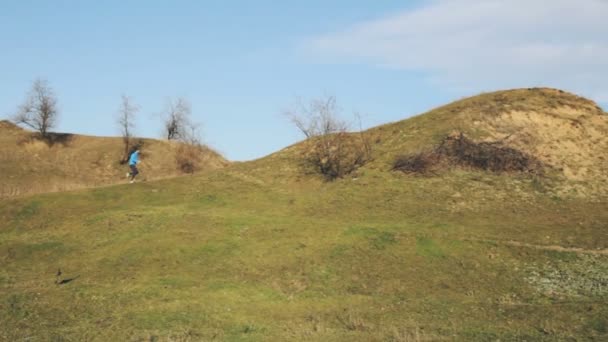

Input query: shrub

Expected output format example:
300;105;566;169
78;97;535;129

393;132;543;175
176;144;201;173
286;96;373;181
306;131;372;180
392;151;441;174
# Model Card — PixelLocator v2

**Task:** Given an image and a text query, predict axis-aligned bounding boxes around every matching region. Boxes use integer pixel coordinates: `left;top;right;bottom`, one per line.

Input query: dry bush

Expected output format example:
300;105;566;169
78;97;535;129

394;132;543;175
437;132;542;173
170;113;211;174
175;143;207;174
306;132;372;180
286;96;373;180
393;151;442;175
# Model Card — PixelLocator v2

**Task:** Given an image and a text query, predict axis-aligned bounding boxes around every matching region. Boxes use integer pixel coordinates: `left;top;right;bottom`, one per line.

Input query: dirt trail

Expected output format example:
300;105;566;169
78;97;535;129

468;238;608;256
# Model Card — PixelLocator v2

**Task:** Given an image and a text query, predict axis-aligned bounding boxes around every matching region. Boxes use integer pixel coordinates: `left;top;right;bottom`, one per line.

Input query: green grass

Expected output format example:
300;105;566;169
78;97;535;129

1;165;606;341
416;237;445;258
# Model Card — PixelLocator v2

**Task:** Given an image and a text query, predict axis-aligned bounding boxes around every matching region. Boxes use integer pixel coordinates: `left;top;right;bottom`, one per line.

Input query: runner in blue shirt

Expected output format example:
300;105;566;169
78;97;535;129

127;149;140;183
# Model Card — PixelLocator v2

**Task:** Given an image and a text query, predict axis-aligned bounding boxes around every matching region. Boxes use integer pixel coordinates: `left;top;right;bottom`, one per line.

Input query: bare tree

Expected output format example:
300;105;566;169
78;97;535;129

13;78;58;138
285;95;373;180
285;95;347;138
162;97;193;140
117;95;139;163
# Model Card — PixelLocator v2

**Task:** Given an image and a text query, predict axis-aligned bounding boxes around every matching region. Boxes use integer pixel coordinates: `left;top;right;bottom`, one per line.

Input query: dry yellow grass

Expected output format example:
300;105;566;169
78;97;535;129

461;89;608;183
0;121;228;198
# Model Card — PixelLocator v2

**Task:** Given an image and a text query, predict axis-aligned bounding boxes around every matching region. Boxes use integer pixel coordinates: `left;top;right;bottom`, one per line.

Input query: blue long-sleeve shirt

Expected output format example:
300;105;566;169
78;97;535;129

129;151;139;165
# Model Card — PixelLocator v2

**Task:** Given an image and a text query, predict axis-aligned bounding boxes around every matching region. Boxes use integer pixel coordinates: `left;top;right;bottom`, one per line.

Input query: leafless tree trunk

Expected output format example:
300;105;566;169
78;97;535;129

117;95;138;163
13;78;58;138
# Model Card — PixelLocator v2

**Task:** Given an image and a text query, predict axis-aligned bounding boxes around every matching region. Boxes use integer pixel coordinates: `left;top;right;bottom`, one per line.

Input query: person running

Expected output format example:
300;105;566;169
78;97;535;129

126;148;140;183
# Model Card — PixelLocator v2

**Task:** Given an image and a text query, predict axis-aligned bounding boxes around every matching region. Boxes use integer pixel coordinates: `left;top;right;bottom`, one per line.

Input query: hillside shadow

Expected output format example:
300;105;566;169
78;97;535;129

17;132;74;147
44;133;74;147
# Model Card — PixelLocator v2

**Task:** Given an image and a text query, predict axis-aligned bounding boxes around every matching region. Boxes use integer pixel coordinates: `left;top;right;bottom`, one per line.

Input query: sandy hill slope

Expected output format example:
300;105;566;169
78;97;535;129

0;121;228;197
378;88;606;173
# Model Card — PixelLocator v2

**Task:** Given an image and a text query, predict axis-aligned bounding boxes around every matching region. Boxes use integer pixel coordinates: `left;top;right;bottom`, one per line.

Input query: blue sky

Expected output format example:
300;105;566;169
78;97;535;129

1;0;606;160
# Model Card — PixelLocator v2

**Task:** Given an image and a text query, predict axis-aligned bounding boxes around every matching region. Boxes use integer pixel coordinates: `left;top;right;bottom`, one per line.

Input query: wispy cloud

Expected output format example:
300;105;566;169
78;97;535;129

306;0;608;102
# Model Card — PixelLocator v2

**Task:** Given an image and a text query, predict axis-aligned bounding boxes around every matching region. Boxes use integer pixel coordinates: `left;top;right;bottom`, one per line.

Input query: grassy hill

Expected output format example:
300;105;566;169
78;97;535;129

0;121;228;198
250;88;608;197
0;88;607;341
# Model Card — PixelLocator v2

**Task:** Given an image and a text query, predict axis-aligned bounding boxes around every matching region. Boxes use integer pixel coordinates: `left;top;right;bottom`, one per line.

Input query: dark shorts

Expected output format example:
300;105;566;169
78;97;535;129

129;164;139;176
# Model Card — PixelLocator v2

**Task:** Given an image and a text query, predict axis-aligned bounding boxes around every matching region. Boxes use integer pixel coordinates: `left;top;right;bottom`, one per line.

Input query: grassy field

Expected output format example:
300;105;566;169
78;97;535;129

1;165;606;341
1;89;607;340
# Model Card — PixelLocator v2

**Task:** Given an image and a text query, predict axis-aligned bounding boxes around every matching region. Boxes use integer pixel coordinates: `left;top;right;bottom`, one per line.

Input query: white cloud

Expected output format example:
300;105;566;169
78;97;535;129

307;0;608;102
